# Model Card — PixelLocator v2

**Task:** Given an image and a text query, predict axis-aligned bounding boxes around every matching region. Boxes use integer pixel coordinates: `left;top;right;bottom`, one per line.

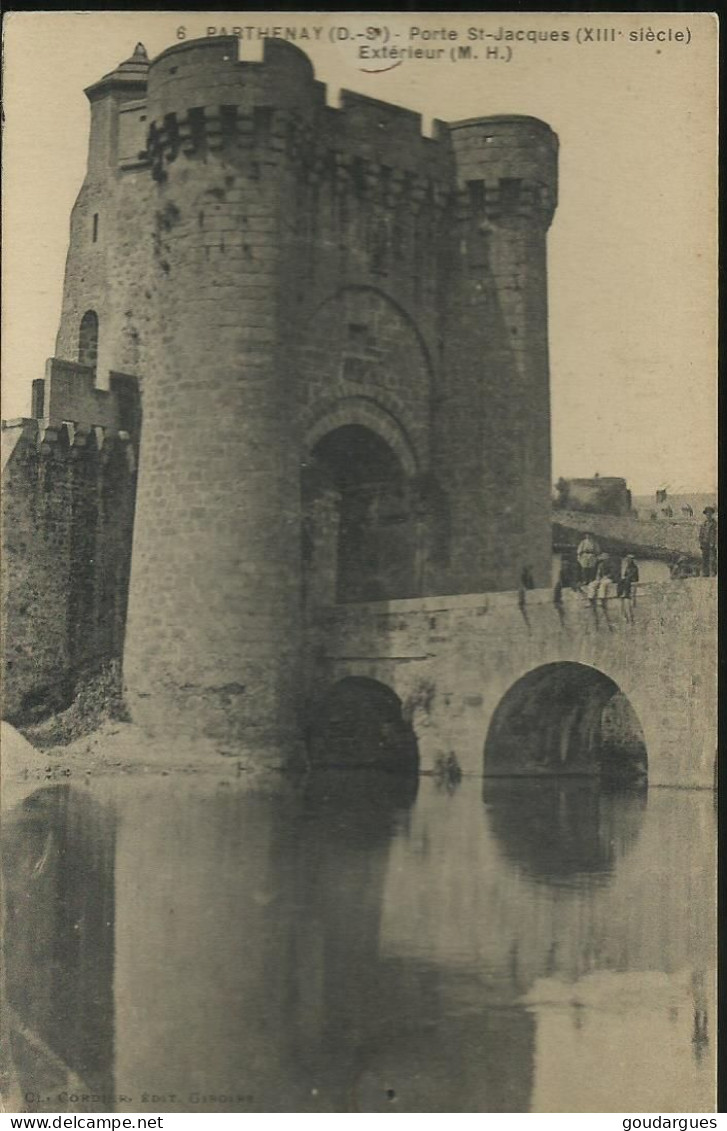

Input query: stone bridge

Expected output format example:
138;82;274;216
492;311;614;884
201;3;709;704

307;578;717;788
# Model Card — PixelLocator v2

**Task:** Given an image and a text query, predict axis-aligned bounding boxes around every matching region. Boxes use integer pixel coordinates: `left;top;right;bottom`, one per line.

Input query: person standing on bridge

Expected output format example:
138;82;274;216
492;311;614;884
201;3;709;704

576;532;600;584
699;507;717;576
619;554;639;622
520;565;535;591
595;552;616;605
582;553;615;631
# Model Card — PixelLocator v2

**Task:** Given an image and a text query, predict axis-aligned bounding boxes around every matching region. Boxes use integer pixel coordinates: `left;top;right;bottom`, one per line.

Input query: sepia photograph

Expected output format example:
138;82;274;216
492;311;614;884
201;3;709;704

0;10;718;1116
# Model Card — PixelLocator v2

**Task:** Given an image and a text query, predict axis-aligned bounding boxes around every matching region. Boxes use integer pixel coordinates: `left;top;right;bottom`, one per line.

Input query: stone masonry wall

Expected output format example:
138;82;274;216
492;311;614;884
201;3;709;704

1;421;136;721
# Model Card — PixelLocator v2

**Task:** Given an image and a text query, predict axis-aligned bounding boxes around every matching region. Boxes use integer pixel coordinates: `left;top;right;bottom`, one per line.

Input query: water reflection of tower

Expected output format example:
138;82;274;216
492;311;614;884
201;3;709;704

112;784;310;1112
111;774;535;1112
1;787;116;1112
278;772;536;1113
109;777;417;1112
2;775;712;1114
274;772;425;1107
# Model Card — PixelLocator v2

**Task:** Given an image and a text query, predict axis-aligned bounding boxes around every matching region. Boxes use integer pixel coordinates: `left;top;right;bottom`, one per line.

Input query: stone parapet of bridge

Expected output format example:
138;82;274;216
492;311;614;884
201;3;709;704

309;578;717;788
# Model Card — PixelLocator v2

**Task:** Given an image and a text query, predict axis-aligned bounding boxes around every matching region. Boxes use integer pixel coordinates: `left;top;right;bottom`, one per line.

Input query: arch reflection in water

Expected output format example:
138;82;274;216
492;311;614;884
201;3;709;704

307;677;419;773
482;778;647;887
484;662;648;784
1;786;116;1111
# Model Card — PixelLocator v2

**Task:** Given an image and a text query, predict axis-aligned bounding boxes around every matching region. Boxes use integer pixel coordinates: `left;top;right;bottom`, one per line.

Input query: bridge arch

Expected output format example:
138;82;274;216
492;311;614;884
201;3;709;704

483;661;647;784
307;676;419;774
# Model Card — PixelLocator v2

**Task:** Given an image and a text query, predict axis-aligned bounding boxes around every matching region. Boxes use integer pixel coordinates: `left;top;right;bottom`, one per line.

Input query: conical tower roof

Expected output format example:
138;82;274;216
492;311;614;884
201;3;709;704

85;43;149;101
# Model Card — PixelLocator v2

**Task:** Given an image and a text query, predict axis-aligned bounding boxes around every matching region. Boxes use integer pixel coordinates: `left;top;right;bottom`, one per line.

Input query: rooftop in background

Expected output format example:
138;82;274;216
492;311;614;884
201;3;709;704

631;493;718;516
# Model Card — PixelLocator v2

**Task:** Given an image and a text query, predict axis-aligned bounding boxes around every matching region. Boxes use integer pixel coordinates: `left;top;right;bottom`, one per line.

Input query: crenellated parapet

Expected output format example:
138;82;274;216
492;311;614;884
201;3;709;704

29;360;141;448
455;177;557;229
2;417;137;485
142;107;453;224
450;116;558;231
83;35;555;233
144;103;454;218
116;36;452;213
143;103;293;181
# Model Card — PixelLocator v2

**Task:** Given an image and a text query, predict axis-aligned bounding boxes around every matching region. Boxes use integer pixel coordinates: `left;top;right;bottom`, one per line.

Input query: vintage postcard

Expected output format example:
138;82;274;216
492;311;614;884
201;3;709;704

1;10;718;1116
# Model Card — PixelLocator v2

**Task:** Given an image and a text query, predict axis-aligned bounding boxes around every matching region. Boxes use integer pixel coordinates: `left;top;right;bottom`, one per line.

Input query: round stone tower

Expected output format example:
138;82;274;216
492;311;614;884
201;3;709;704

450;116;558;589
121;37;319;760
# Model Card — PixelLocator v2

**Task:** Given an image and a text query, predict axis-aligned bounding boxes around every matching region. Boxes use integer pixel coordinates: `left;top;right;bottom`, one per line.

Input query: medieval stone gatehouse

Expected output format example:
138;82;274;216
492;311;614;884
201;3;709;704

1;36;558;753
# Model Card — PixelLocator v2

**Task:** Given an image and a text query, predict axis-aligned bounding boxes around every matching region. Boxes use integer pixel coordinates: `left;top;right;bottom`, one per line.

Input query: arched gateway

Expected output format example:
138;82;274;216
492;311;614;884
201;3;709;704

302;424;416;604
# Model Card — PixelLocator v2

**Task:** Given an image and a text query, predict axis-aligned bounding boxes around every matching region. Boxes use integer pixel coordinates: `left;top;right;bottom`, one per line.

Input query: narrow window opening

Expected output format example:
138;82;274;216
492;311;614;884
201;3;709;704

92;213;99;242
188;108;206;151
31;379;45;419
78;310;99;370
467;180;485;212
220;104;238;141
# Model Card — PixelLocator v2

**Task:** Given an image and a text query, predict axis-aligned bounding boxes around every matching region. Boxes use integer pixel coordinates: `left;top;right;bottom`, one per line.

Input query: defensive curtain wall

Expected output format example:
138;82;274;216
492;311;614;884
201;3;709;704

1;407;137;721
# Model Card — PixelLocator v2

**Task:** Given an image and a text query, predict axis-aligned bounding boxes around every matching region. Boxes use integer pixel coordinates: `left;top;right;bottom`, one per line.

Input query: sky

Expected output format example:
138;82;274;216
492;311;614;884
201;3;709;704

1;11;718;495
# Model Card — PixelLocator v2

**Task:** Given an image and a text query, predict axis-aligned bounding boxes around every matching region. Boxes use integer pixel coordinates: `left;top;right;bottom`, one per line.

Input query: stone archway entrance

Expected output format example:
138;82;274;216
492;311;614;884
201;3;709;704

483;662;648;785
302;423;418;605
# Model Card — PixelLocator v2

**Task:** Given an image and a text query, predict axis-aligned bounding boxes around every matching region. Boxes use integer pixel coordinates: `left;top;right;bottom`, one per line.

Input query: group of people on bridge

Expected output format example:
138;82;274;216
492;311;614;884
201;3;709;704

566;535;641;623
543;538;640;626
548;504;717;628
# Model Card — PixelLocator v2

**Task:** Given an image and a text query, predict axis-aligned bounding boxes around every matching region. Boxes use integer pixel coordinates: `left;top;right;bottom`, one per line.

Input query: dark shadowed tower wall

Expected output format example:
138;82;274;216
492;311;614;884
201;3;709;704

448;118;557;589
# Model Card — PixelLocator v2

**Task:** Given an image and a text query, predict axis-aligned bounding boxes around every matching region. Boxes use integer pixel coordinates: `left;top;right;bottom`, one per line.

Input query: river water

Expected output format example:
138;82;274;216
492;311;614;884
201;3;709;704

1;772;715;1113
